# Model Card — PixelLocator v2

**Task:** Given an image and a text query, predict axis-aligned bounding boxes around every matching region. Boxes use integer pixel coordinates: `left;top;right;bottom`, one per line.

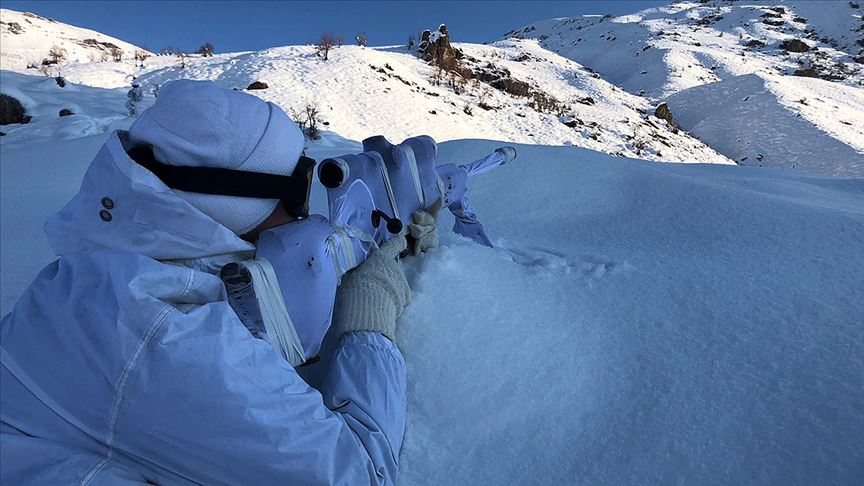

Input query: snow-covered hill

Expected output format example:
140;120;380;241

505;1;864;176
665;72;864;176
116;39;729;163
507;1;864;98
0;41;733;165
0;8;151;72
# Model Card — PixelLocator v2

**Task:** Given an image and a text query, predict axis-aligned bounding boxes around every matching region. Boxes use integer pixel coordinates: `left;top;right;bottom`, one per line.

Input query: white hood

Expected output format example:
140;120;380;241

45;130;255;261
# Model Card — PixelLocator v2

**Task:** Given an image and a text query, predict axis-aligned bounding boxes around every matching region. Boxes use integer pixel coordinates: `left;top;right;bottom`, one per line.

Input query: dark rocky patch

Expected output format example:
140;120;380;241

746;39;767;48
654;102;676;129
246;81;268;90
59;108;74;117
695;15;723;26
792;68;820;78
76;38;120;51
4;22;24;34
0;94;31;125
780;39;811;52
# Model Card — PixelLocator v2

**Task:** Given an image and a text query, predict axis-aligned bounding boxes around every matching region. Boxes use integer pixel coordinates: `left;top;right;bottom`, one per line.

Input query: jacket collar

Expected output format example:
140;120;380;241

45;130;255;261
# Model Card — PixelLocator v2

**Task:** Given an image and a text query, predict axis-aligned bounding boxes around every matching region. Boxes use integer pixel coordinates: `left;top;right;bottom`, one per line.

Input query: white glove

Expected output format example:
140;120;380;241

408;199;444;255
332;235;410;341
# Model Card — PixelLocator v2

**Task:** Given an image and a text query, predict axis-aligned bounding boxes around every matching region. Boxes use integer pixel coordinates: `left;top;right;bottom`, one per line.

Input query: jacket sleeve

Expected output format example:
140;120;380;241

115;303;406;486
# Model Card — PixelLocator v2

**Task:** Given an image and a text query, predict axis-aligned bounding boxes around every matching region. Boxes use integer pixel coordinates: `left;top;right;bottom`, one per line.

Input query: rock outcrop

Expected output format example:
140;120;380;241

0;94;31;125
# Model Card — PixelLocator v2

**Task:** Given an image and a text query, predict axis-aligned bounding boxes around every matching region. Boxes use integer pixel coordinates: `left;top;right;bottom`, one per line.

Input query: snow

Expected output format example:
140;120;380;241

665;73;864;177
4;97;864;486
2;4;864;484
505;0;864;177
509;1;864;98
104;40;728;164
0;71;141;142
0;8;151;71
396;140;864;485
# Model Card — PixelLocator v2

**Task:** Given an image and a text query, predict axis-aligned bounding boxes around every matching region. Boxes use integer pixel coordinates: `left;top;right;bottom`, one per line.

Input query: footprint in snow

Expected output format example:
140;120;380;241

501;246;627;278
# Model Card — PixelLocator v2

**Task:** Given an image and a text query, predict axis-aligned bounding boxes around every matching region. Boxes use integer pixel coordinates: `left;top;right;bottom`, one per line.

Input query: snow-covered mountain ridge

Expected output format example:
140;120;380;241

2;3;862;175
504;0;864;176
0;7;733;165
507;0;863;97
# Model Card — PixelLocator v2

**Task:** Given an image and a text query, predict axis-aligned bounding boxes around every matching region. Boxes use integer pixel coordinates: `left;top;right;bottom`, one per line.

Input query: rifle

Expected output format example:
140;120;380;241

222;135;515;365
319;135;516;273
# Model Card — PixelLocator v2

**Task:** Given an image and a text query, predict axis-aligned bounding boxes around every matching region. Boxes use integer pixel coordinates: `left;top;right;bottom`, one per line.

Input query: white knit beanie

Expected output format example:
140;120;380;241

128;79;305;235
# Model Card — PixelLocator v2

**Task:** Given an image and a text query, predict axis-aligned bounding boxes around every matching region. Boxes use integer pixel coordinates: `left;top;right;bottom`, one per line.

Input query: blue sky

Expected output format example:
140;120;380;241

2;1;666;53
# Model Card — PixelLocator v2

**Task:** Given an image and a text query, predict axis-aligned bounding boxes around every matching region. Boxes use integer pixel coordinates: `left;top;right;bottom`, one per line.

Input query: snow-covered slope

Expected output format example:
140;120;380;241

393;140;864;485
505;1;864;176
508;1;864;98
3;130;863;484
666;72;864;176
0;71;138;141
0;8;150;71
115;40;729;164
0;6;735;164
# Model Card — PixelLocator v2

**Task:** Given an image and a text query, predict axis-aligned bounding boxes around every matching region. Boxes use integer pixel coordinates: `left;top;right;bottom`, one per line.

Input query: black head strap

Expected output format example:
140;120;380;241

127;146;315;218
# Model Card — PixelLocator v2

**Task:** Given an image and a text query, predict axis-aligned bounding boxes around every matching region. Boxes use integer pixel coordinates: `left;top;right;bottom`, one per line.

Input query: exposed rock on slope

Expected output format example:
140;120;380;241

0;93;30;125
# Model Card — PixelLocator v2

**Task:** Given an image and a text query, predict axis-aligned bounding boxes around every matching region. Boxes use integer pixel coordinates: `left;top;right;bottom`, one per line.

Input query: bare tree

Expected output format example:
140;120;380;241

133;49;150;67
195;42;215;57
430;66;444;86
48;45;67;64
316;33;339;61
305;102;321;139
110;46;124;62
288;107;307;134
448;72;467;94
356;33;368;47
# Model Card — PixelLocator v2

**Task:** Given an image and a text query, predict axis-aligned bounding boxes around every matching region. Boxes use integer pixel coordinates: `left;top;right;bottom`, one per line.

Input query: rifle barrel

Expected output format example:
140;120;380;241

460;146;517;177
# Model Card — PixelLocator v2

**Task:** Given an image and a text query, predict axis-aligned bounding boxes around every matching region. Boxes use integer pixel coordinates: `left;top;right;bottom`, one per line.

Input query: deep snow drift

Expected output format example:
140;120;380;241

3;129;863;484
392;140;864;485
